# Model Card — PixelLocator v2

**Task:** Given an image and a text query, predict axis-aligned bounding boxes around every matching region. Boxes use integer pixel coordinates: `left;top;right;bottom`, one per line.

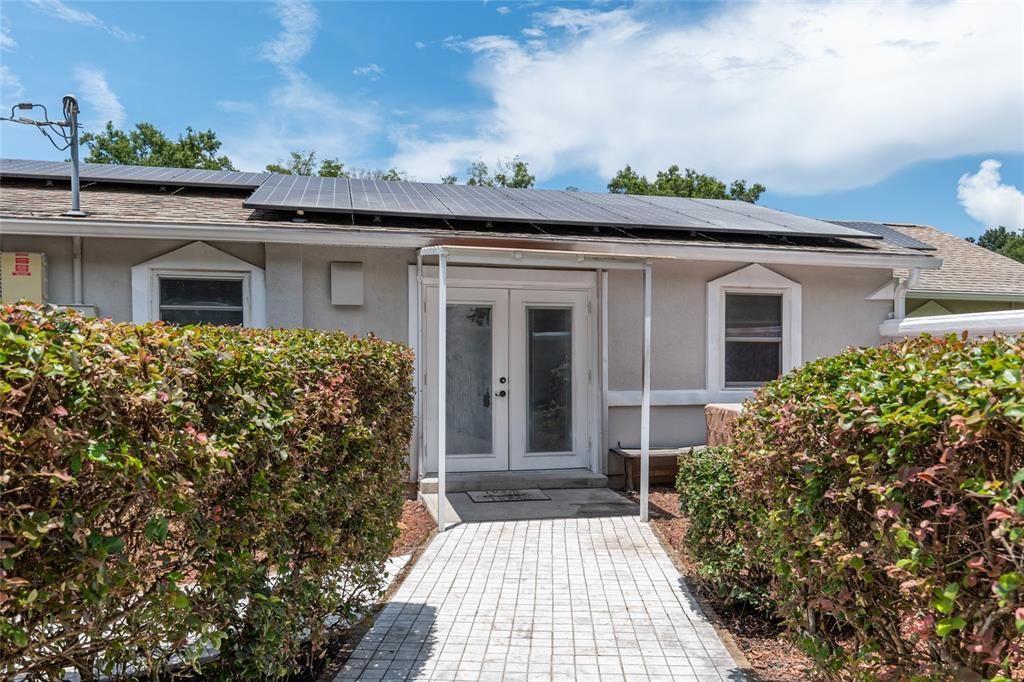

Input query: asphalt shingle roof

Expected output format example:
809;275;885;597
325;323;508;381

886;223;1024;297
0;179;931;260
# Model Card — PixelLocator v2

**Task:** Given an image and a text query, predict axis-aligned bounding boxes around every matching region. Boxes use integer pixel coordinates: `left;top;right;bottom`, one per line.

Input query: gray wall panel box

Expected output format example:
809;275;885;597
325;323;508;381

330;262;364;306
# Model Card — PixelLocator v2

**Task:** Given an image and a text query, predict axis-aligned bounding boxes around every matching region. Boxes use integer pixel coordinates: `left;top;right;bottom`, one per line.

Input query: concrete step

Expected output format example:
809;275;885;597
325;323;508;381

419;468;607;494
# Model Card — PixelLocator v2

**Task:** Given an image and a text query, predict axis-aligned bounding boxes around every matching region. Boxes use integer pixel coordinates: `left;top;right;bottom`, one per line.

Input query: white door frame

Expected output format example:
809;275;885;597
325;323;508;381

508;288;590;471
423;287;510;472
411;265;598;475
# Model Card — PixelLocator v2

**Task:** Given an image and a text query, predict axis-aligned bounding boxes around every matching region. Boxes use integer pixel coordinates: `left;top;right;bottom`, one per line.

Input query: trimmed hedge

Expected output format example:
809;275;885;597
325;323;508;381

0;305;414;680
678;334;1024;678
675;446;772;611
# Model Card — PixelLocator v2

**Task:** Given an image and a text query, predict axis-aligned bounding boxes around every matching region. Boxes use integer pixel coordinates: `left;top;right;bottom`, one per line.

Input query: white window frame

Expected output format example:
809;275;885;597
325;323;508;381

706;263;801;394
131;241;266;327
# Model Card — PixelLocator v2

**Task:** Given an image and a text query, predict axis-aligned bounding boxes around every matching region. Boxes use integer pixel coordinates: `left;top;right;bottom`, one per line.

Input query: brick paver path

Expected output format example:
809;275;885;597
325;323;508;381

336;516;745;681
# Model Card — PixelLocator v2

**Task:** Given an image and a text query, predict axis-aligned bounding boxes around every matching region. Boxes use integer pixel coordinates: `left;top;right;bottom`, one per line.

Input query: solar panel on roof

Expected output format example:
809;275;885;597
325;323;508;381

575;192;716;229
1;156;884;241
425;183;542;221
349;179;451;214
244;174;354;212
825;221;935;250
0;158;269;189
690;199;877;239
491;187;629;225
629;195;799;234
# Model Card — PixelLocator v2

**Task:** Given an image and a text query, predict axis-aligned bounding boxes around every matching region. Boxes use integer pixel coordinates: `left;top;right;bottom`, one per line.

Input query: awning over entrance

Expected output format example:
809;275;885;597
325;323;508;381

416;245;657;529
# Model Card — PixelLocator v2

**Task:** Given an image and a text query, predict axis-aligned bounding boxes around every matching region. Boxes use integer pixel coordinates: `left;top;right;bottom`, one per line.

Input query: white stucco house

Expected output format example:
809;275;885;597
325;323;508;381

0;159;945;522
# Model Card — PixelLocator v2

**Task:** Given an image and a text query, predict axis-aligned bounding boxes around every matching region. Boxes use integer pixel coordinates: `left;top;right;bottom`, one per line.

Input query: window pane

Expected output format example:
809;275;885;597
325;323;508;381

527;307;572;453
159;308;244;326
725;293;782;338
159;278;243;308
446;304;493;456
725;341;781;386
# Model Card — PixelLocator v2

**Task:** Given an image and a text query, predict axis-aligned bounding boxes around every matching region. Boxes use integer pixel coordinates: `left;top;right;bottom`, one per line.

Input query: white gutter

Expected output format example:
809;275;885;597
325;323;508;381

880;309;1024;338
0;217;941;271
907;289;1024;303
893;267;922;319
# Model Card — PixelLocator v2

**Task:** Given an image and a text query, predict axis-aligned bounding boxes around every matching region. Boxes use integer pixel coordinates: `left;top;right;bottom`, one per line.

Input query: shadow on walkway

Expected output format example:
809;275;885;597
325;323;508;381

333;602;438;681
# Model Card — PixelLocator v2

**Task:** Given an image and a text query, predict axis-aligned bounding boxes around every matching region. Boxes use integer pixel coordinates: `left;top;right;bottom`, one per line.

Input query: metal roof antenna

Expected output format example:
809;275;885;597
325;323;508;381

0;94;87;216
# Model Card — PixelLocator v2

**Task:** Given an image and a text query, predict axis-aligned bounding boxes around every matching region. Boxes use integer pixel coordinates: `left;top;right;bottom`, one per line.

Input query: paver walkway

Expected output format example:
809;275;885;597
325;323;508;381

336;515;745;681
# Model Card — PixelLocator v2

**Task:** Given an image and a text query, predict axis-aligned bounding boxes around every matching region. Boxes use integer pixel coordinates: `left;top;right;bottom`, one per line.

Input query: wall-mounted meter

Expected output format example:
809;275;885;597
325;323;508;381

0;252;46;303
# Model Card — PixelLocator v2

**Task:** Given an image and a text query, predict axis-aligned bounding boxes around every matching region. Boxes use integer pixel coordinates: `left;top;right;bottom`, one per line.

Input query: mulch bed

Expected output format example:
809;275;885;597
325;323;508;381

637;487;818;682
392;499;435;557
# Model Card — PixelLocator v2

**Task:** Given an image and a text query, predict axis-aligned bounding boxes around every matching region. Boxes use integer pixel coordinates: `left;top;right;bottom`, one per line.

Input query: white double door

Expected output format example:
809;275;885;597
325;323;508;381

424;285;591;472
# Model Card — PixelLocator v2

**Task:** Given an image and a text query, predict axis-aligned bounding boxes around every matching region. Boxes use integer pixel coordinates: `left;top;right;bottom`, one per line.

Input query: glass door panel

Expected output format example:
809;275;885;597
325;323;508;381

526;307;573;453
423;287;509;473
509;289;590;471
446;304;494;455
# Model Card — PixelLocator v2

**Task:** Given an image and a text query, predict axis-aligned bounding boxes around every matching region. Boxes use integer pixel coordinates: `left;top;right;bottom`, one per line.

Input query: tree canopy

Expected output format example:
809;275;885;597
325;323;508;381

80;122;236;170
607;164;766;203
967;226;1024;264
265;150;406;180
445;156;536;188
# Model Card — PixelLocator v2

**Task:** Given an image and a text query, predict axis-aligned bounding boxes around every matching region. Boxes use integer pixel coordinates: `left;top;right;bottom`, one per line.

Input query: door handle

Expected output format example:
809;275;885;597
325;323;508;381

494;390;507;398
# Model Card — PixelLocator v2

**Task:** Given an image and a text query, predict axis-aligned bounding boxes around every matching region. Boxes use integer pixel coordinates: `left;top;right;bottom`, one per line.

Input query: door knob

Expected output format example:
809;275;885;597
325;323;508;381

495;390;507;397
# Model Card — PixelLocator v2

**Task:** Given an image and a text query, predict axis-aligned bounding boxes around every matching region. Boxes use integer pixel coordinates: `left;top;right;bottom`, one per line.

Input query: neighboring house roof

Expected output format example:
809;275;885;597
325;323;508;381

0;160;939;268
829;220;1024;299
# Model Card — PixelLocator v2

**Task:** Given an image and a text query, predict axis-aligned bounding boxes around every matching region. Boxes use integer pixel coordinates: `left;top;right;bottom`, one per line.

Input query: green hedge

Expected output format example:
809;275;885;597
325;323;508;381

678;334;1024;679
0;305;414;680
675;446;772;612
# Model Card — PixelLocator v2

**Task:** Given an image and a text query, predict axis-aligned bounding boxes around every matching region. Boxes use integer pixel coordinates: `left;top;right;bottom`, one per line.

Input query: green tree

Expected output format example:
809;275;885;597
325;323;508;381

266;151;405;180
266;150;346;177
607;164;765;203
80;122;235;170
456;156;536;188
967;226;1024;264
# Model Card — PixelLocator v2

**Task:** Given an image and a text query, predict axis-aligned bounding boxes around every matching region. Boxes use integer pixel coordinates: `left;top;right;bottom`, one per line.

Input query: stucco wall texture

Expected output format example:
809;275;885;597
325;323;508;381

1;235;894;469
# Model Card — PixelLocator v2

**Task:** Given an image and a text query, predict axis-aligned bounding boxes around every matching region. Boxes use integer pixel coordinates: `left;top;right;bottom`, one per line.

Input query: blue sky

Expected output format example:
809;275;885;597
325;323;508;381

1;0;1022;238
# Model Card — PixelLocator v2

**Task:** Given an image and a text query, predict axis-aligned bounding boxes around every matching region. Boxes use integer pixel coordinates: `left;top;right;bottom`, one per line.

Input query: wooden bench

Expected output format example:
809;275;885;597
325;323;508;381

610;445;707;491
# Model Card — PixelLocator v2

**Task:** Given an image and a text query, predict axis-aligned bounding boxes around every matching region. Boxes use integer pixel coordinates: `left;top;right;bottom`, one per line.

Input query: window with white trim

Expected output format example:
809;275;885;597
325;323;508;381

724;292;782;387
131;241;266;327
706;264;801;393
157;275;246;325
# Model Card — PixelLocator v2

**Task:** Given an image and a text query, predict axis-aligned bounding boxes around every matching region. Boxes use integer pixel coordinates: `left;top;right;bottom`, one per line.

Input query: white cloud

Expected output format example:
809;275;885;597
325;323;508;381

390;1;1024;193
1;17;15;50
353;63;384;80
414;40;426;50
221;0;380;172
74;66;125;128
262;0;318;66
29;0;139;41
496;6;511;15
1;65;23;98
957;160;1024;229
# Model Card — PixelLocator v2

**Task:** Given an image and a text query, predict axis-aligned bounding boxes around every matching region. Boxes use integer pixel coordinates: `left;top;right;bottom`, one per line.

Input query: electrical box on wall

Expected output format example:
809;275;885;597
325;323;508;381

330;262;364;306
0;252;46;304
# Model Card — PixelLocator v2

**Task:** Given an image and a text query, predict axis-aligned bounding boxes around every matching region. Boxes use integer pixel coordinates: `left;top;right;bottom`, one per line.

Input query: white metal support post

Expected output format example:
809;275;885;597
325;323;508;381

436;250;448;532
640;261;652;522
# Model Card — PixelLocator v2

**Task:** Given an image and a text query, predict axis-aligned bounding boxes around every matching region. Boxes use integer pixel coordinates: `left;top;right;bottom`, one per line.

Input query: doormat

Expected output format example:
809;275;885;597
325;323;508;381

466;489;550;503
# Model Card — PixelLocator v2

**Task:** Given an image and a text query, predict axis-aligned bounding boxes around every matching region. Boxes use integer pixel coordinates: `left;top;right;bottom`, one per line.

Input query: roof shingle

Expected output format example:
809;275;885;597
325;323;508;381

887;223;1024;296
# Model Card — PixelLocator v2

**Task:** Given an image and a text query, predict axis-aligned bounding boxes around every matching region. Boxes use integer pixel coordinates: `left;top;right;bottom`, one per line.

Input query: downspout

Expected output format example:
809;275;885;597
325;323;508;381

72;236;83;305
893;267;921;320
